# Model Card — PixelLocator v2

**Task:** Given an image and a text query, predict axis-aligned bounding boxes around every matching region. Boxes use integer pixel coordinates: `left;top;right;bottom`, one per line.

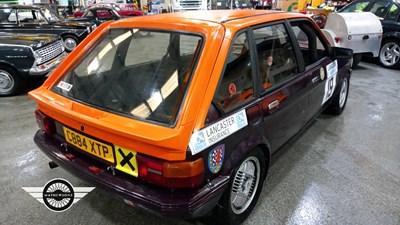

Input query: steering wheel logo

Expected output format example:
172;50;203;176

23;178;95;212
42;179;75;212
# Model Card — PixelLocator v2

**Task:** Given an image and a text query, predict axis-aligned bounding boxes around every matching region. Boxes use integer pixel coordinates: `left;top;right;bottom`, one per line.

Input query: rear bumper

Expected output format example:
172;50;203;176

33;130;229;218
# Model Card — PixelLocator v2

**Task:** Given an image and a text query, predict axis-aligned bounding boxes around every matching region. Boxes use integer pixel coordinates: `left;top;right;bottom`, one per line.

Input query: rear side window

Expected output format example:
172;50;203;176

52;29;203;126
213;32;254;112
253;23;298;90
370;0;392;17
290;21;328;67
0;9;17;24
340;0;371;12
385;4;400;21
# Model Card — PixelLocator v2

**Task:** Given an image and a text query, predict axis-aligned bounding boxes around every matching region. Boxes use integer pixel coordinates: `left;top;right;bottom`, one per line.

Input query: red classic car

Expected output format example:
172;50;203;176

73;4;143;17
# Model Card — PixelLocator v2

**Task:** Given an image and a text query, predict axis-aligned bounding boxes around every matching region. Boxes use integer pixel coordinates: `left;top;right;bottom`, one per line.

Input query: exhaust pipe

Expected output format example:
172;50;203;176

49;161;59;169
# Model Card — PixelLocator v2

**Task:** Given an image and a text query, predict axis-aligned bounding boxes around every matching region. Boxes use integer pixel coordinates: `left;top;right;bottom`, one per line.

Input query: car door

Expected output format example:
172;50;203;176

288;19;334;122
250;22;308;152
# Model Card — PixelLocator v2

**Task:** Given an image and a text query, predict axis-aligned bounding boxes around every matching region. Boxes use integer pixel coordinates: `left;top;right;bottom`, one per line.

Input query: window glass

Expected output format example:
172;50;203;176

125;32;169;66
253;23;298;90
214;32;254;111
96;10;113;18
340;0;370;12
85;10;95;17
52;29;203;126
370;0;391;17
385;4;399;21
40;8;60;22
291;21;328;67
0;9;17;24
17;9;46;23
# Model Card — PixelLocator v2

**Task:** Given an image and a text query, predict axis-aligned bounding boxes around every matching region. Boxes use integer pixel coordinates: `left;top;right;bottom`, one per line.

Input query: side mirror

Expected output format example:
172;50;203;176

330;47;353;60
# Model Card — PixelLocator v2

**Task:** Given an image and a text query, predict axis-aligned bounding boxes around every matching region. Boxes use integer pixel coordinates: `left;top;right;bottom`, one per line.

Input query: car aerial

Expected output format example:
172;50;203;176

0;4;97;52
29;10;352;224
0;32;66;96
73;4;144;18
68;6;126;26
338;0;400;69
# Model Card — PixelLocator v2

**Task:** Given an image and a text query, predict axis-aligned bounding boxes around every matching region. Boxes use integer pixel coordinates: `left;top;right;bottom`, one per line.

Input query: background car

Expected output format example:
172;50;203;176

0;32;66;96
68;6;125;26
339;0;400;69
0;5;96;52
73;4;143;17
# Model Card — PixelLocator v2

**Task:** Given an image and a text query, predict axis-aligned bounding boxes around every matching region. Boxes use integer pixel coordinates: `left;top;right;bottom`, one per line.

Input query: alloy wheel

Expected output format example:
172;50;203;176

379;41;400;67
230;156;260;214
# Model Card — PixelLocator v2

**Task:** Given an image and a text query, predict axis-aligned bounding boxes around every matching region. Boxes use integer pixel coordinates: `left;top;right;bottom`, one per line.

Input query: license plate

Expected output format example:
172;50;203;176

63;127;114;163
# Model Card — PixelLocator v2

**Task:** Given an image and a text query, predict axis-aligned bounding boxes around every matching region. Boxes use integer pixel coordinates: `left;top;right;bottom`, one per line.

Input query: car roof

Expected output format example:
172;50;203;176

343;0;400;4
0;4;40;9
112;10;308;29
89;5;115;10
144;10;290;23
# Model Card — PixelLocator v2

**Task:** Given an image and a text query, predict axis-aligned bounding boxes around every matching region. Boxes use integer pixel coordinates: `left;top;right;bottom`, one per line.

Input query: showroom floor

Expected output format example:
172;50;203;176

0;61;399;225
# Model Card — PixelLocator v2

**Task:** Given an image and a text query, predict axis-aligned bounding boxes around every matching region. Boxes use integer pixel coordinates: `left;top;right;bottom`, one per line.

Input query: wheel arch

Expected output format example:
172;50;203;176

0;61;24;77
61;33;79;40
0;61;17;71
220;133;271;181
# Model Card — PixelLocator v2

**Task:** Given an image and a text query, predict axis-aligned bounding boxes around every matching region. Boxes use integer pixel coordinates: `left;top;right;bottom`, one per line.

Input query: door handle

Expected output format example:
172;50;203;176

268;100;280;110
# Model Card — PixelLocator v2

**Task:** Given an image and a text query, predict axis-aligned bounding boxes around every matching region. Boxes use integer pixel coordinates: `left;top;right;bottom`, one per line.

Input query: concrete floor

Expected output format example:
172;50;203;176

0;62;399;225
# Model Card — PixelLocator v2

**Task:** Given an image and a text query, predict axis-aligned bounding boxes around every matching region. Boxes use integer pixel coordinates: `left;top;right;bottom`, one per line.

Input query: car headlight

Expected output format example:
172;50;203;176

34;51;43;65
87;27;91;34
92;24;97;30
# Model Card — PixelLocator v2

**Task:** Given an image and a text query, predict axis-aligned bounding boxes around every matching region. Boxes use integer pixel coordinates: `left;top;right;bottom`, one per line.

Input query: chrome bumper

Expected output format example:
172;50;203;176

29;52;68;76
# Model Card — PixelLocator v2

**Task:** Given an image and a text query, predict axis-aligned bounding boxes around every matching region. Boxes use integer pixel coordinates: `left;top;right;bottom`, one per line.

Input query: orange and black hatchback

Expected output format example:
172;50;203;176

30;10;352;224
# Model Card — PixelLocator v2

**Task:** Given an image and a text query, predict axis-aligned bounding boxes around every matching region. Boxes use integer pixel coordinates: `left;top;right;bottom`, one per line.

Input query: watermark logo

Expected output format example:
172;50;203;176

22;178;95;212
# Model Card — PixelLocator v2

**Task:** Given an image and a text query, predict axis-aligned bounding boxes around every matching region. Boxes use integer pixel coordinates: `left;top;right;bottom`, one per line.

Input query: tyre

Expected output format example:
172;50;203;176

325;76;349;115
63;35;79;52
216;148;266;225
352;53;362;69
379;39;400;69
0;65;23;96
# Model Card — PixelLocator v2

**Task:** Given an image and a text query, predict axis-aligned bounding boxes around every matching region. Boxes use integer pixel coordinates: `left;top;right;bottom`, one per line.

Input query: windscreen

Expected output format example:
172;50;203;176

52;28;203;126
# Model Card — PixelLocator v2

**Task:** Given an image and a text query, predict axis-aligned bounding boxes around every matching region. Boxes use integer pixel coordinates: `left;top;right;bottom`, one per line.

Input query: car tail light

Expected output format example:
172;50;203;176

35;110;55;135
334;37;341;43
137;155;204;188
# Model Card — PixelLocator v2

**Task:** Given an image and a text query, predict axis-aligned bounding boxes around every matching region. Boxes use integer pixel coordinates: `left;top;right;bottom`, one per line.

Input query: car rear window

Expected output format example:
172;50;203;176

52;28;203;126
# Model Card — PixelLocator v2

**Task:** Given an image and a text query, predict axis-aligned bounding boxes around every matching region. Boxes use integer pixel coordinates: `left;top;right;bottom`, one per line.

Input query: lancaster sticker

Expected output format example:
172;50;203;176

208;145;225;174
189;109;248;155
